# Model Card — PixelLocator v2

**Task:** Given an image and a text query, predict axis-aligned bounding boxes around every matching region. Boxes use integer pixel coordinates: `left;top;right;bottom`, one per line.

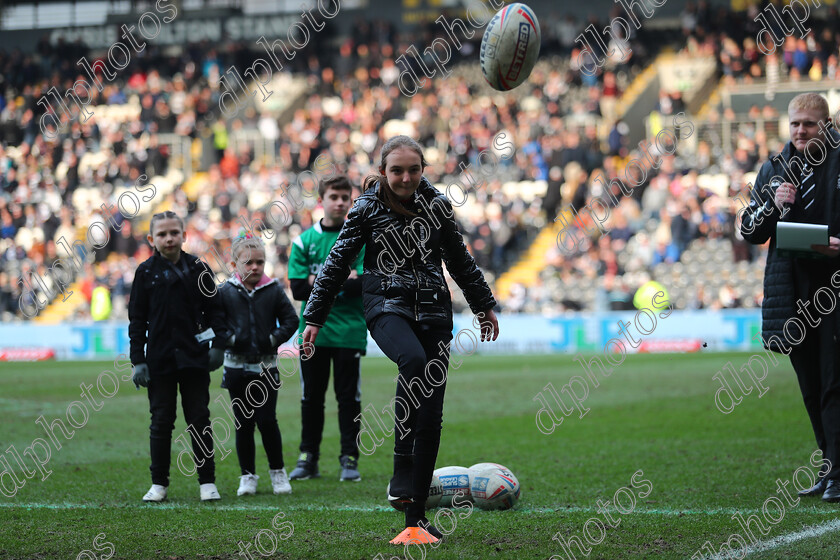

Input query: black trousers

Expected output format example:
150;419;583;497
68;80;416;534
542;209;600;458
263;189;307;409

368;313;452;521
225;366;284;475
789;315;840;479
298;345;362;459
148;368;214;486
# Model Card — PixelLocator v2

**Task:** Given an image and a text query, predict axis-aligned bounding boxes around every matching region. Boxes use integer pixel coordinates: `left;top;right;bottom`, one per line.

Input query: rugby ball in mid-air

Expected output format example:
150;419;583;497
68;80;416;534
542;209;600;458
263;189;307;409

435;466;473;508
387;474;443;511
469;463;521;510
480;3;541;91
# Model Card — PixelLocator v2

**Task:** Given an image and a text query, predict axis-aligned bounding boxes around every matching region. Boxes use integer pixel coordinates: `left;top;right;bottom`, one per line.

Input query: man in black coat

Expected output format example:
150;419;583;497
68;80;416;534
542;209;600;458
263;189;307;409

740;93;840;501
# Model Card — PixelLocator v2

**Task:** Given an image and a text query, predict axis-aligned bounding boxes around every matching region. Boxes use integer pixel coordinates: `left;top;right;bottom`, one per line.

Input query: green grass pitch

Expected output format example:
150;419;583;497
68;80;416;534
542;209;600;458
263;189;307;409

1;352;839;559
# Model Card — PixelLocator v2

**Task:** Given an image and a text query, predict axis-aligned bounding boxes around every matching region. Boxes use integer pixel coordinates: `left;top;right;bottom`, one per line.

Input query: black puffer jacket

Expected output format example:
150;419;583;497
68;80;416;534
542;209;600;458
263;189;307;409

740;131;840;352
303;178;496;329
218;275;299;356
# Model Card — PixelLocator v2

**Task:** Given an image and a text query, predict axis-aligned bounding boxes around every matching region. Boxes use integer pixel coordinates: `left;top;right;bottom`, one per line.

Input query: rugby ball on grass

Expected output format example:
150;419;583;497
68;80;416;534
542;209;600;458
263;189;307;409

469;463;521;510
435;466;473;508
480;3;541;91
468;462;513;475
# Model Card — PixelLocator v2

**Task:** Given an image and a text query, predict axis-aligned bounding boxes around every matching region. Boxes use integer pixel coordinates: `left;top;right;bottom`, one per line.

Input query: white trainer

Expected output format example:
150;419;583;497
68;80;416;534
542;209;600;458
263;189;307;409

237;474;259;496
199;482;221;501
142;484;167;502
269;468;292;495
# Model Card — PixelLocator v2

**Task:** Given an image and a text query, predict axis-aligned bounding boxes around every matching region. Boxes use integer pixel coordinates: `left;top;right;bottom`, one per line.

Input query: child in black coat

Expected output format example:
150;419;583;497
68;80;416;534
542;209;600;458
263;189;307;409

218;231;299;496
128;211;229;502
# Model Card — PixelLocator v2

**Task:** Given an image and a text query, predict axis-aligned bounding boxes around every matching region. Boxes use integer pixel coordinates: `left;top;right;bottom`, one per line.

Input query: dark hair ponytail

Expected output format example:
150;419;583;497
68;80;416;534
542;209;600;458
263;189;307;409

363;135;428;218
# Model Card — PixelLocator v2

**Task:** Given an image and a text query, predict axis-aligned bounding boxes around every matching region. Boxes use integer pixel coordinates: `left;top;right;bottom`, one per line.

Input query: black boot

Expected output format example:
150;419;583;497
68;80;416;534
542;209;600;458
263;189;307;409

823;479;840;502
404;452;438;526
404;503;444;539
388;453;413;501
418;518;444;539
799;476;827;497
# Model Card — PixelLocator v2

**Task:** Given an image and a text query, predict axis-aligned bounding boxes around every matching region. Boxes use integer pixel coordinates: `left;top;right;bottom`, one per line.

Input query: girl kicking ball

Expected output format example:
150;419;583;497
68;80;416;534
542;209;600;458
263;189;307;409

300;136;500;544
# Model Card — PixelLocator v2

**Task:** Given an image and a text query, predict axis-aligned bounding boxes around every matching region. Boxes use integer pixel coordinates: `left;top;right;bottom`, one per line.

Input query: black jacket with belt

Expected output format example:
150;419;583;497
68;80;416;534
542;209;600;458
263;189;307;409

303;178;496;330
128;251;230;373
740;131;840;352
218;275;299;357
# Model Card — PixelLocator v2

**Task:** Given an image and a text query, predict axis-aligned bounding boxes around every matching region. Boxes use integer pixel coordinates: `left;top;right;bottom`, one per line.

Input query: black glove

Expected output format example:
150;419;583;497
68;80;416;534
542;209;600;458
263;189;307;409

270;328;282;348
132;364;150;389
208;347;225;371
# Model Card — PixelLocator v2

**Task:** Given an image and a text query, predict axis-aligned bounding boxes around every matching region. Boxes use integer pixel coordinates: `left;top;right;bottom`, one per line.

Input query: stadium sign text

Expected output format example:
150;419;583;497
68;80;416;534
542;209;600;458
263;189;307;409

48;14;335;50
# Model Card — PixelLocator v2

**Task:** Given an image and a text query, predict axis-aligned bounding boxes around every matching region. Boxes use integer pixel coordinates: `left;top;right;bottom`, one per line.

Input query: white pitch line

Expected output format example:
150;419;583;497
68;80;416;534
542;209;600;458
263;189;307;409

702;519;840;560
0;502;839;517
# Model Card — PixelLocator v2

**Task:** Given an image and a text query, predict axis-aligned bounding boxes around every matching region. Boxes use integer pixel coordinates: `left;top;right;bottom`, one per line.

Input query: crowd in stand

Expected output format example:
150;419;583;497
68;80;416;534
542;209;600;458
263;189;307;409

515;0;840;314
676;1;840;84
0;2;830;321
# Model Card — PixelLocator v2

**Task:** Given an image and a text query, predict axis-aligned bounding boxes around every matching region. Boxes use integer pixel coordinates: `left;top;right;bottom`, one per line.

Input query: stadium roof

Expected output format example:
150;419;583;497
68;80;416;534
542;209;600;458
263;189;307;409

2;0;240;5
0;0;287;30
